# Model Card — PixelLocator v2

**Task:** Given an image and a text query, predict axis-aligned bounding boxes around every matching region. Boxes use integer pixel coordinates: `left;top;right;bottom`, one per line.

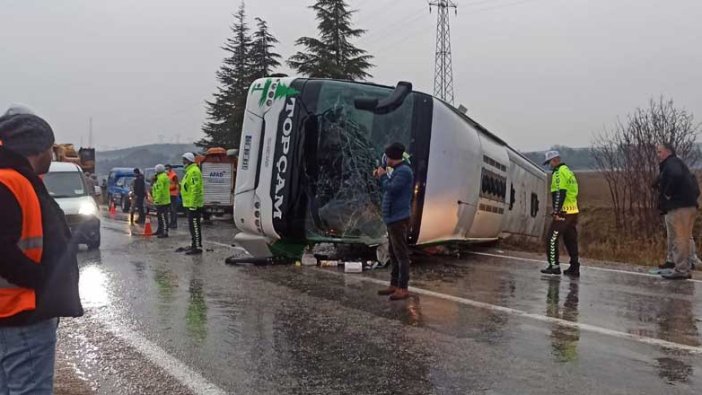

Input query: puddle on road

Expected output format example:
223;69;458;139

79;265;110;309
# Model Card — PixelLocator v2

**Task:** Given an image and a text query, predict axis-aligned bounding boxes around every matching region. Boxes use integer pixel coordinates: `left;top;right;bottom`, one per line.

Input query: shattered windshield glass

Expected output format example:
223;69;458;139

306;81;414;242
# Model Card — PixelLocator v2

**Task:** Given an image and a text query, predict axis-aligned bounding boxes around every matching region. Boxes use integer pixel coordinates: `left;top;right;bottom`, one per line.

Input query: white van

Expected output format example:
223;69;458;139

43;162;101;249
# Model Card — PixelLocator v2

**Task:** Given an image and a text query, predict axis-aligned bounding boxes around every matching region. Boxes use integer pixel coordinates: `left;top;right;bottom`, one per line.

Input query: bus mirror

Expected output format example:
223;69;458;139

227;149;239;158
354;81;413;114
354;98;379;111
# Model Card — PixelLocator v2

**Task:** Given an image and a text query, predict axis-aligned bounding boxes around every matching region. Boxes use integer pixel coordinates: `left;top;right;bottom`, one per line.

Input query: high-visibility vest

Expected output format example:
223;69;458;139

551;164;579;214
181;164;204;209
0;169;43;318
152;172;171;206
168;170;179;196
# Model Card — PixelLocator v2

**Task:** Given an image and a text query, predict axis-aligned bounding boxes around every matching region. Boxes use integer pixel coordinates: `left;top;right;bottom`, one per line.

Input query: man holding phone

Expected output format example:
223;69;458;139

374;142;414;300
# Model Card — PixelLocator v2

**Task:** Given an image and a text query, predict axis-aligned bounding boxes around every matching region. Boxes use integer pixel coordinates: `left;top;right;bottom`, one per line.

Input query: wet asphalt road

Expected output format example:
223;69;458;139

55;216;702;394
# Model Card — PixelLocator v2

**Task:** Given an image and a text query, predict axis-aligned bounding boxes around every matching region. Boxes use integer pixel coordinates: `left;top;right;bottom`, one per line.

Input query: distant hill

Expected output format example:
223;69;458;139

96;143;198;177
523;144;702;171
523;146;598;170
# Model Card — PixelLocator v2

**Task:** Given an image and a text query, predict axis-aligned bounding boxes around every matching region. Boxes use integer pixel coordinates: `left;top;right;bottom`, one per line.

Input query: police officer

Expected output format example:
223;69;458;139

181;153;204;255
152;164;171;238
541;150;581;276
0;106;83;393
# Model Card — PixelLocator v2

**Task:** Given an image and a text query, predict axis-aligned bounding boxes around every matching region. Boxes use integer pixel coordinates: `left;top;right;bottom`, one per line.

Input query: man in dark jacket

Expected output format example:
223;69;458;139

0;106;83;393
374;142;414;301
656;143;699;280
132;168;147;224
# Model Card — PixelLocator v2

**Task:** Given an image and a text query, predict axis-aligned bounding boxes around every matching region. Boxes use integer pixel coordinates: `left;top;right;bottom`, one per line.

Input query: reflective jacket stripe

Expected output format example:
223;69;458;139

17;236;43;251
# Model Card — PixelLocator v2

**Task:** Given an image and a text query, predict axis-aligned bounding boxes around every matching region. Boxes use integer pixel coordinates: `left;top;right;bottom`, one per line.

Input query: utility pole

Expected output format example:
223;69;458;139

429;0;457;104
88;117;94;148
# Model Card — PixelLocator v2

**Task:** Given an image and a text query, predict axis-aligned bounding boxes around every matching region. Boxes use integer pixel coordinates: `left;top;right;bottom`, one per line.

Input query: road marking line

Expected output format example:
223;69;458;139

104;322;228;395
468;251;702;284
315;268;702;354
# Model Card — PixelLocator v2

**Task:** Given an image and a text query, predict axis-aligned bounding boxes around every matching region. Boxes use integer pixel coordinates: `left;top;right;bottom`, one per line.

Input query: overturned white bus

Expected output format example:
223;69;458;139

232;77;547;258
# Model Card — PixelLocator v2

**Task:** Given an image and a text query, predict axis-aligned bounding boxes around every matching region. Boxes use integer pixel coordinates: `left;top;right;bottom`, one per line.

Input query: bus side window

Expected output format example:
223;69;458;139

509;184;515;211
530;193;539;217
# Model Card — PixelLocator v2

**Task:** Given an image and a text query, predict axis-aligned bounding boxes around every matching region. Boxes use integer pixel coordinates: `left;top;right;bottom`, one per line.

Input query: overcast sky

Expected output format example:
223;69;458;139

2;0;701;151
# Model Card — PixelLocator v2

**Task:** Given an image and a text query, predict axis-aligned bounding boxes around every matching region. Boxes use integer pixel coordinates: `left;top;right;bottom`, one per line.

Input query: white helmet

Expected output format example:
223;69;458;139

543;150;560;165
182;152;196;163
155;164;165;173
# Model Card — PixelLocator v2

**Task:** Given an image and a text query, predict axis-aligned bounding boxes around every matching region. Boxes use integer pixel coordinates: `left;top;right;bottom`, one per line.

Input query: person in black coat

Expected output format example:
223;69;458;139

0;106;83;393
132;168;147;224
656;143;699;280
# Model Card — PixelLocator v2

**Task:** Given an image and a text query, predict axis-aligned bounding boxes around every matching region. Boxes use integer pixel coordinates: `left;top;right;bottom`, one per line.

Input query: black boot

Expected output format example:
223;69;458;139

185;247;203;255
541;265;561;275
564;263;580;277
658;261;675;270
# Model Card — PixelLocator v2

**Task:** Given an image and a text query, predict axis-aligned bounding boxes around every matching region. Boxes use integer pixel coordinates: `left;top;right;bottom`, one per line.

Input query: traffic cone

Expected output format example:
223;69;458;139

109;201;116;218
143;215;153;237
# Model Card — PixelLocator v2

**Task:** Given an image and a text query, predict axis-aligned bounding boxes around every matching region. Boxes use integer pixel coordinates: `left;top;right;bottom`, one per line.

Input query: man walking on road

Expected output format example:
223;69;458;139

541;150;581;277
656;143;699;280
375;143;414;301
132;168;147;224
0;106;83;394
166;164;179;229
181;153;204;255
152;164;171;238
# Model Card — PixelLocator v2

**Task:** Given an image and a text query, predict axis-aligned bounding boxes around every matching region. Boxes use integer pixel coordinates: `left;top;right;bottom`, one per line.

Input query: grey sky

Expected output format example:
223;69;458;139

1;0;701;152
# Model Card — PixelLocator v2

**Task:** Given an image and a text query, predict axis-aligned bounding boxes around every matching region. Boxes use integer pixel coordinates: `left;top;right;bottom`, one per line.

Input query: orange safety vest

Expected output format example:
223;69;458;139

168;170;179;196
0;169;43;318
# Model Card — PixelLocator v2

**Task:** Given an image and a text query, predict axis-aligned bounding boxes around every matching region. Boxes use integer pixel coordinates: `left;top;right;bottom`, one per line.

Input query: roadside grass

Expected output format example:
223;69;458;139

500;168;702;268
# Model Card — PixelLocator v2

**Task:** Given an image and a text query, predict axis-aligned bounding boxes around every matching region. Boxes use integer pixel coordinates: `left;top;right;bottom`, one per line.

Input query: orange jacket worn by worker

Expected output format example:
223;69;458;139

0;169;42;318
168;169;179;197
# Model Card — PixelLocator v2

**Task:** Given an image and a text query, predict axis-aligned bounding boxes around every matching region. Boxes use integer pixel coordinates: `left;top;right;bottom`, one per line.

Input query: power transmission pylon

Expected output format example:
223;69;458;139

429;0;457;104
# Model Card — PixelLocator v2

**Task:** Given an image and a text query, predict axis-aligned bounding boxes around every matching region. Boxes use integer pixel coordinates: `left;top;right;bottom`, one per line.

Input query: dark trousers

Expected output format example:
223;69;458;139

387;219;411;289
546;213;579;266
135;197;145;224
188;208;203;249
169;197;178;227
156;205;169;235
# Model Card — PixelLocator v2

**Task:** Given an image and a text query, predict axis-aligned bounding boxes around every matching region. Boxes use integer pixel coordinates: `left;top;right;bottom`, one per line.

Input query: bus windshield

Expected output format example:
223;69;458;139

304;80;415;242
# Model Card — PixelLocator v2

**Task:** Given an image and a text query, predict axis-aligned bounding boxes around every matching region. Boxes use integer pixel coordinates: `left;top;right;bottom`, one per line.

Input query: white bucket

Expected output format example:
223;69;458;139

344;261;363;273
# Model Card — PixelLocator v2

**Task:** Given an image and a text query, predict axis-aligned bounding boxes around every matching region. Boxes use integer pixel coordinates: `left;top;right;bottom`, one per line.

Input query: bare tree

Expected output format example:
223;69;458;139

593;97;700;238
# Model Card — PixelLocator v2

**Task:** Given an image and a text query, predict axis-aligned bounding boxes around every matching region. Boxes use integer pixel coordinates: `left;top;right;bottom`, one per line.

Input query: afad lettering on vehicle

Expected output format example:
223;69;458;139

250;78;300;108
271;96;297;220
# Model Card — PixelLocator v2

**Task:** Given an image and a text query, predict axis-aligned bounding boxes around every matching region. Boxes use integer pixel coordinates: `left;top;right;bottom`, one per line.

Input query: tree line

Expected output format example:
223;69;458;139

198;0;374;149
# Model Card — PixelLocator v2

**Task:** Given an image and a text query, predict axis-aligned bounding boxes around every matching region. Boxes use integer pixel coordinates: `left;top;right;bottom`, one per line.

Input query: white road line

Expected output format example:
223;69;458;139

468;251;702;284
315;268;702;354
105;322;228;395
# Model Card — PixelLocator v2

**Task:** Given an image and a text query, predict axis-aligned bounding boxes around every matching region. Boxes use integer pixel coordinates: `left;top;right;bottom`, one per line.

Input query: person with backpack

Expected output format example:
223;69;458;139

656;142;700;280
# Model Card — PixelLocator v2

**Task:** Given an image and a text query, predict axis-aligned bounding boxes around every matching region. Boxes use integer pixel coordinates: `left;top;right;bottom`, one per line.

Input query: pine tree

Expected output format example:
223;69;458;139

199;3;253;149
288;0;373;80
250;17;281;78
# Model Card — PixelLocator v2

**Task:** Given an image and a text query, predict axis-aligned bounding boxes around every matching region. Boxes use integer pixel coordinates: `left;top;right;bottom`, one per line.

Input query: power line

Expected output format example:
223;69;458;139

471;0;548;13
430;0;457;104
